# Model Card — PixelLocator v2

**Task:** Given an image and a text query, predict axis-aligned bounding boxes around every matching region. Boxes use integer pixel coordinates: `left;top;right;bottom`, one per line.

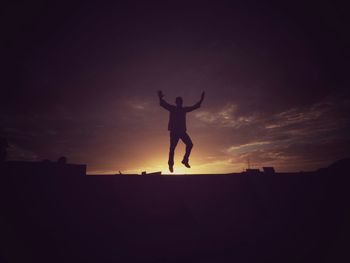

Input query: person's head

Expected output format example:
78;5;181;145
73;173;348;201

175;96;183;107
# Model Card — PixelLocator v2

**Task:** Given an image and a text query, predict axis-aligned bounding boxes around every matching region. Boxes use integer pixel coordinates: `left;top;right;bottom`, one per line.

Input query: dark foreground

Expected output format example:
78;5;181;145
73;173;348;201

1;162;350;263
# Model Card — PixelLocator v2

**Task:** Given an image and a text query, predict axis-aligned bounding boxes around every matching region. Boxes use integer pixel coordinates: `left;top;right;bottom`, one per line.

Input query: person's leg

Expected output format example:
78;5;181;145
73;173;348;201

168;132;179;172
180;132;193;167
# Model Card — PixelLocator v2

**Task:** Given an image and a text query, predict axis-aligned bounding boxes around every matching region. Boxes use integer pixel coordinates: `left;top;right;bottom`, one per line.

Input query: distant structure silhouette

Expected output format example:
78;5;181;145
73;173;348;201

263;167;275;174
0;137;9;162
158;90;205;172
57;156;68;164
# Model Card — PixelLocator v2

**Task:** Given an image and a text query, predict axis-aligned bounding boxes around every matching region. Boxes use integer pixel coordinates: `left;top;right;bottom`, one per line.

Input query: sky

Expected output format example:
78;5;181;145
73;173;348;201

2;1;350;174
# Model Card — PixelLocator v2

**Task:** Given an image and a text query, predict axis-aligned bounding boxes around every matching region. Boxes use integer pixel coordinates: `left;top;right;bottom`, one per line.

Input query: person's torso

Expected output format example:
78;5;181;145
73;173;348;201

168;107;187;132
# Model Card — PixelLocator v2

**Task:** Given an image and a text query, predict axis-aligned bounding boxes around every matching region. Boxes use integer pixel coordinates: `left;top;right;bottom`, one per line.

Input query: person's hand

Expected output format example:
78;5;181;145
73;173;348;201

200;91;205;102
158;90;164;99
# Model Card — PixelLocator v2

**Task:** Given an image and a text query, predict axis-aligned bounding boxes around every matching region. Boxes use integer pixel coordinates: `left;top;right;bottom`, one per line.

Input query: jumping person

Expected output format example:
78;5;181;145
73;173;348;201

158;90;205;172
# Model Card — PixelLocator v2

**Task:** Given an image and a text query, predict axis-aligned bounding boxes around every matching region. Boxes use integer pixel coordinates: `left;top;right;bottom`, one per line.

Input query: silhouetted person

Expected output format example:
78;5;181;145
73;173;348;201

0;137;9;162
158;90;205;172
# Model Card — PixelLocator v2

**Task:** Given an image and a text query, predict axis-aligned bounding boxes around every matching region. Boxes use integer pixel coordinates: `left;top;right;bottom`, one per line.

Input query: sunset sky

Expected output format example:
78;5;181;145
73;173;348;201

2;1;349;174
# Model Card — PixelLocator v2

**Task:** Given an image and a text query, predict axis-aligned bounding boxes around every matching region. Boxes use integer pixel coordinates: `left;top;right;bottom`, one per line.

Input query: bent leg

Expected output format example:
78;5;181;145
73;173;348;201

180;132;193;163
169;132;179;166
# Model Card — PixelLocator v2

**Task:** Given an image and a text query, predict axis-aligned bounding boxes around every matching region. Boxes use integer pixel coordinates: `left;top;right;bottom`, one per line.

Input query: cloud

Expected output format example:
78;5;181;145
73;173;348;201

195;103;257;128
264;102;334;130
192;97;350;171
227;141;272;153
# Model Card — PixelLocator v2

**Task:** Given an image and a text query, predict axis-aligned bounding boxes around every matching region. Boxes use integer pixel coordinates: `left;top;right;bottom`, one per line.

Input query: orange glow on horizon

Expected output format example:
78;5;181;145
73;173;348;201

87;154;247;175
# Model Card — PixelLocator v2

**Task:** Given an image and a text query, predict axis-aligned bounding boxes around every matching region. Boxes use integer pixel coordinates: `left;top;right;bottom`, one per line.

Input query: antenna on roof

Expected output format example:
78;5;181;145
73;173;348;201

247;157;251;169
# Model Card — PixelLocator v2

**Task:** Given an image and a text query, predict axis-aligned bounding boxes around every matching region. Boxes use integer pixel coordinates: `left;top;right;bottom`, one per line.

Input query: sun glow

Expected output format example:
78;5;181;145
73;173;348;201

87;140;247;175
122;158;244;175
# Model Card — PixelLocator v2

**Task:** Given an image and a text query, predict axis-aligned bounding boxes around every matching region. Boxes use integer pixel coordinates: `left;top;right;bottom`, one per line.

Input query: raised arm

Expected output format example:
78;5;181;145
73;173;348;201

185;91;205;112
158;90;173;111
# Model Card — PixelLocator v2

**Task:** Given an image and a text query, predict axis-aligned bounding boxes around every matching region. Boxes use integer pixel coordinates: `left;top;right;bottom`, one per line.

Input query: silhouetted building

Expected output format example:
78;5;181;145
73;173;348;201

321;158;350;173
245;168;261;175
263;167;275;174
57;156;68;164
1;161;86;176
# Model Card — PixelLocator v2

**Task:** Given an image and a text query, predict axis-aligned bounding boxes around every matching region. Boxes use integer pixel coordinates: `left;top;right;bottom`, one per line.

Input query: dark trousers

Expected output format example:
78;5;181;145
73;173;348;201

168;131;193;166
